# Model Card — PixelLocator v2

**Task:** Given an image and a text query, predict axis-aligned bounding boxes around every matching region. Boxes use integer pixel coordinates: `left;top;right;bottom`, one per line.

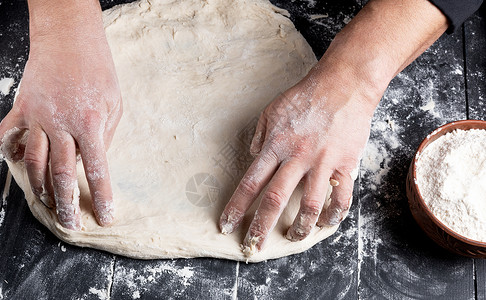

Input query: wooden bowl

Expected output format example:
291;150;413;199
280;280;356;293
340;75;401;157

406;120;486;258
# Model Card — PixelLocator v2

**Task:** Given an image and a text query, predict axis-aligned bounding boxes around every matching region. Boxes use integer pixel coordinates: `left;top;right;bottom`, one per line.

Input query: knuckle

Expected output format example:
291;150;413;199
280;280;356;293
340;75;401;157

29;180;43;195
332;186;354;205
291;140;313;157
80;111;103;131
238;178;259;196
331;195;352;212
51;165;75;183
262;146;279;163
316;148;331;165
74;113;106;144
85;162;108;182
93;190;113;204
249;226;266;240
24;149;44;168
262;189;286;210
301;199;322;215
335;166;355;180
10;99;26;117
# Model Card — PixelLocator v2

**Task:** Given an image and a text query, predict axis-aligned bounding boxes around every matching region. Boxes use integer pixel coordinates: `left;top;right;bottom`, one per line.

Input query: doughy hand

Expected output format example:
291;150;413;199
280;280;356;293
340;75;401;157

0;9;122;230
219;65;376;255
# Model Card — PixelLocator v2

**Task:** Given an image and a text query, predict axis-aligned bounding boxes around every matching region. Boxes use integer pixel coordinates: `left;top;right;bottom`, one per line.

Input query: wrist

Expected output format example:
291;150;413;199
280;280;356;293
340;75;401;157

306;53;388;117
308;0;448;113
317;31;395;107
28;0;106;48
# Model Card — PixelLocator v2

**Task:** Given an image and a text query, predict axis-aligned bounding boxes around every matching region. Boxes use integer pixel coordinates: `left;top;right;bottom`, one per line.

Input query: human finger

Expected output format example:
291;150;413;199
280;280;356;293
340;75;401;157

249;112;267;157
0;109;28;162
285;166;332;242
24;125;54;208
103;97;123;150
219;149;279;234
242;161;305;256
317;171;354;226
77;135;114;226
50;133;81;230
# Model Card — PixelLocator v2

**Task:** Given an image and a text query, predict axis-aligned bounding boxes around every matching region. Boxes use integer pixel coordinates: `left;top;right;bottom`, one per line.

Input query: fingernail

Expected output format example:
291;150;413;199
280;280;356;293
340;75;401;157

39;184;54;208
285;228;301;242
220;220;234;235
241;235;260;258
39;192;54;208
0;127;26;162
219;212;232;235
285;221;309;242
56;204;81;231
219;208;242;235
249;132;263;156
285;229;294;241
330;179;340;187
327;207;343;225
96;201;115;226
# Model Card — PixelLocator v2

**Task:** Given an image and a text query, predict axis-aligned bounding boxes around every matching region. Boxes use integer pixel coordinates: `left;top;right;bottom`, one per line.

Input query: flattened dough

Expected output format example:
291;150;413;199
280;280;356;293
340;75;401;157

7;0;339;262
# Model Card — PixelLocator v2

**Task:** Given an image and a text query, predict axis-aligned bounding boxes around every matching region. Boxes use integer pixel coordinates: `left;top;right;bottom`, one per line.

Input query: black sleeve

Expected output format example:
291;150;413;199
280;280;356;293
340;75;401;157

429;0;483;33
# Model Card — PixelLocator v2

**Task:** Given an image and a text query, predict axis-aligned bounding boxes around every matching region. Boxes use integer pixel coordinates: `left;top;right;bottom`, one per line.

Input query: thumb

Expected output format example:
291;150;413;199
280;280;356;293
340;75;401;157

249;112;267;156
0;107;28;162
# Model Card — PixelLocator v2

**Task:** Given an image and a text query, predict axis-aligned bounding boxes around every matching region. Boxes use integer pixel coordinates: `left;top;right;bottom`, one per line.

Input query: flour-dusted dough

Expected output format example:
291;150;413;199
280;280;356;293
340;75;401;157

7;0;339;262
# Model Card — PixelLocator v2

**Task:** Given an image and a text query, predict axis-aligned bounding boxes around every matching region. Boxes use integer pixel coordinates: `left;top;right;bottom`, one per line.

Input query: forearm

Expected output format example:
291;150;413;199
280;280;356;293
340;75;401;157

314;0;448;107
27;0;106;51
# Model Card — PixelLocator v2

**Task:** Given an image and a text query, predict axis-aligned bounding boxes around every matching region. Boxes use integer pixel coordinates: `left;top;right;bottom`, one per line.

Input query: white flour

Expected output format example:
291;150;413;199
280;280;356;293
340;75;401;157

416;128;486;242
0;77;14;95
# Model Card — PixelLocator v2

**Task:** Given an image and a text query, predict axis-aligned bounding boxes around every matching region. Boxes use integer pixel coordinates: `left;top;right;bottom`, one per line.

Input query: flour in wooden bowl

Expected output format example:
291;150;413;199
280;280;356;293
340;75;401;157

415;128;486;242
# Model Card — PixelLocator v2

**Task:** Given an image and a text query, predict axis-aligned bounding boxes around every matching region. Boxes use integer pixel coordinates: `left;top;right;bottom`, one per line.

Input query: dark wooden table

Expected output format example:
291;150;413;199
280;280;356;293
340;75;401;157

1;1;485;299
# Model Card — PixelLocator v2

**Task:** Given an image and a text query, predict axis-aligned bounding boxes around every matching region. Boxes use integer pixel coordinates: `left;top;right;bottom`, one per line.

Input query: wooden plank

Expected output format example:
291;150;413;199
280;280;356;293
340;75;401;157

464;6;486;299
237;202;359;299
357;25;474;298
0;181;116;299
465;8;486;120
111;257;237;299
477;259;486;300
0;0;28;118
270;0;362;59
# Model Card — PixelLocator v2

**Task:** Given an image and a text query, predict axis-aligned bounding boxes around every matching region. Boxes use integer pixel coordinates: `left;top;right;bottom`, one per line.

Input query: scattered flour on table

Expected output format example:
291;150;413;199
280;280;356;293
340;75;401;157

56;242;67;252
308;14;328;20
0;172;12;229
302;0;316;8
0;78;14;95
0;200;5;228
416;129;486;242
420;100;436;114
112;262;195;299
88;287;108;300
